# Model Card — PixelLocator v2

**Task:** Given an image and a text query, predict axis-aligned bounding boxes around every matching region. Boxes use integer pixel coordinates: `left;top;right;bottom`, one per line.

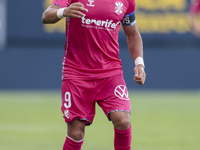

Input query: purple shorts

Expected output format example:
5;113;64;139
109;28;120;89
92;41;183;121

61;74;131;125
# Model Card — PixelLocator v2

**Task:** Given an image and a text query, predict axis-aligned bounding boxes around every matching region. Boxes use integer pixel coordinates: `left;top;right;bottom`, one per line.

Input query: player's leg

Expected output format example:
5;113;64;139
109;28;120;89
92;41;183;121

67;119;85;140
110;111;132;150
61;79;96;150
96;74;132;150
110;111;131;130
63;119;85;150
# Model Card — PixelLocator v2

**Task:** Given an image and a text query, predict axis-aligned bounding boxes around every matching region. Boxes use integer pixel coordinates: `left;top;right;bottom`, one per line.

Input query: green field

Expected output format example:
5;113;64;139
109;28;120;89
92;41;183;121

0;90;200;150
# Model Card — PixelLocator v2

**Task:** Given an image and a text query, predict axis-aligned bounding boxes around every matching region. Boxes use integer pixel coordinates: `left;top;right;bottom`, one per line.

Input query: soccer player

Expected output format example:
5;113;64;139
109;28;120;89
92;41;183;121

189;0;200;37
42;0;146;149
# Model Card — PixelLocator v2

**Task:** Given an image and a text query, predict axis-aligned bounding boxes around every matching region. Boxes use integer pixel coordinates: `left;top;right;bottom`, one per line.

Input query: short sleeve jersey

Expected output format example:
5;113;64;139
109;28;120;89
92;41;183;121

190;0;200;14
52;0;136;80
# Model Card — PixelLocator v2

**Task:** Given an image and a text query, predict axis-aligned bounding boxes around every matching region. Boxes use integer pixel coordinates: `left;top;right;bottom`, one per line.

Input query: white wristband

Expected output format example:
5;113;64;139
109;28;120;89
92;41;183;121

134;57;145;67
57;8;65;19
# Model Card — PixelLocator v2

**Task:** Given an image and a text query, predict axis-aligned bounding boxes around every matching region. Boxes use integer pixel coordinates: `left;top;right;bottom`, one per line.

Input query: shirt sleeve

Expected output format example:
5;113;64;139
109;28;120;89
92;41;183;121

121;0;136;26
51;0;72;8
125;0;136;15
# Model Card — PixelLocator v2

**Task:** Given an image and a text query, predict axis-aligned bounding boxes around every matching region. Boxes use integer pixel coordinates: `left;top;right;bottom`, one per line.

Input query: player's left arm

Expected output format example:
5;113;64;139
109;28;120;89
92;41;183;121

122;24;146;85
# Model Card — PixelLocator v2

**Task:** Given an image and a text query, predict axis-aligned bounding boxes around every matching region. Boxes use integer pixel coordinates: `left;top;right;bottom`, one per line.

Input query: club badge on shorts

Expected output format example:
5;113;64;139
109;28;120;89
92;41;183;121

64;110;70;119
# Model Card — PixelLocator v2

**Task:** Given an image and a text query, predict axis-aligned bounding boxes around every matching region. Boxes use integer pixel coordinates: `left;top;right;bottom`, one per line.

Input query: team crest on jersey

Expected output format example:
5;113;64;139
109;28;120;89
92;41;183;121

87;0;95;7
114;85;129;100
115;1;123;14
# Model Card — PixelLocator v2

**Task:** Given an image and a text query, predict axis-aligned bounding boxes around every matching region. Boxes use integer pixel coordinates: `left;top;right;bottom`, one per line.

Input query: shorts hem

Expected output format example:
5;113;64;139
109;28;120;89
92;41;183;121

107;109;131;121
80;118;92;126
64;117;92;126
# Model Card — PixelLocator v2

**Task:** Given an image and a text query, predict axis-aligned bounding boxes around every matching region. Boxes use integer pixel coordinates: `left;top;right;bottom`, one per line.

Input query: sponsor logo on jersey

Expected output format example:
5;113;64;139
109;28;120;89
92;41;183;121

114;85;129;100
81;17;120;31
115;1;123;14
87;0;95;7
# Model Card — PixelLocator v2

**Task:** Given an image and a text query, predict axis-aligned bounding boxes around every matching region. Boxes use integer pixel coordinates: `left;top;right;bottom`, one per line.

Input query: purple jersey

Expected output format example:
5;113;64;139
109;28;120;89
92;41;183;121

52;0;136;80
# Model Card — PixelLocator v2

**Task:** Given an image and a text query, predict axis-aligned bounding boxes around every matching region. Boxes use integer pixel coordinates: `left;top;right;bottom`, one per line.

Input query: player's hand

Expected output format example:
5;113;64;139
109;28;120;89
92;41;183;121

134;65;146;85
63;2;88;18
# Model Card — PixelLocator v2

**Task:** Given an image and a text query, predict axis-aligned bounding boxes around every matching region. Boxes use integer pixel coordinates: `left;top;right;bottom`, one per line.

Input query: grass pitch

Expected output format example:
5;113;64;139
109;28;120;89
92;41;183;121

0;90;200;150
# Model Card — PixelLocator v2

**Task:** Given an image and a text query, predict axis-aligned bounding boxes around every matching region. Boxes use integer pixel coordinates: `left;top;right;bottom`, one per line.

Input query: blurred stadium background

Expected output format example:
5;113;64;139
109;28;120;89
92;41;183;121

0;0;200;150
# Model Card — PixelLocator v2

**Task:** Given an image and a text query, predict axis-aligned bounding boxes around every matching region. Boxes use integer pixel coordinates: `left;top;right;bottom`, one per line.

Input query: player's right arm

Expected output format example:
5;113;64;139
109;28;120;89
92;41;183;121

42;2;88;24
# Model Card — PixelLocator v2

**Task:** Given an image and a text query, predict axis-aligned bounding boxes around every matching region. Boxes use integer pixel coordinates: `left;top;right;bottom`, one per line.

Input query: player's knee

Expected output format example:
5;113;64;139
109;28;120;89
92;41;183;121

114;118;131;130
111;112;131;130
69;129;85;141
67;119;85;141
